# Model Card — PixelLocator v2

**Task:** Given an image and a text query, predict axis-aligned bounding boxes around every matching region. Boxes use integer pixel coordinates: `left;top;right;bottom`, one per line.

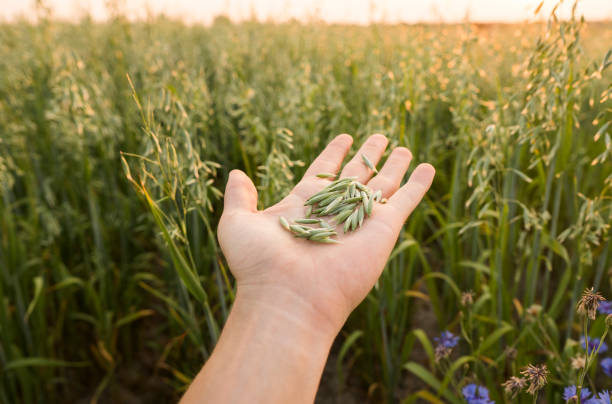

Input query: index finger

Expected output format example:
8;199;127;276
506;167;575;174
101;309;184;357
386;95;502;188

376;163;435;233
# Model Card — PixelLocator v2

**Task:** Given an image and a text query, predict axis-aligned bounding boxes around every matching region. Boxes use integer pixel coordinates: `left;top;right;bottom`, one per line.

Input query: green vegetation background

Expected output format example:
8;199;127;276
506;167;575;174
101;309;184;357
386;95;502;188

1;8;611;403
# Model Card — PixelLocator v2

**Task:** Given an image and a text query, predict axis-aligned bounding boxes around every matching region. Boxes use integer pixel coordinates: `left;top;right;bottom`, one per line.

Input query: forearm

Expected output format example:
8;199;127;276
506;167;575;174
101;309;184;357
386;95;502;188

180;285;339;404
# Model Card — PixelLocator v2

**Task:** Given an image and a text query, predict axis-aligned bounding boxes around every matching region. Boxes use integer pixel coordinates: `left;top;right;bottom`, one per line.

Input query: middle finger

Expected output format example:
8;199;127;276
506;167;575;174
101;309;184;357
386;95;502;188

340;134;388;183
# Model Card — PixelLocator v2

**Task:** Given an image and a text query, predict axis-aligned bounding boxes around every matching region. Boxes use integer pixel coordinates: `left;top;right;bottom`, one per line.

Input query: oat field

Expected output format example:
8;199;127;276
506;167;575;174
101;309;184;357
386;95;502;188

1;5;612;403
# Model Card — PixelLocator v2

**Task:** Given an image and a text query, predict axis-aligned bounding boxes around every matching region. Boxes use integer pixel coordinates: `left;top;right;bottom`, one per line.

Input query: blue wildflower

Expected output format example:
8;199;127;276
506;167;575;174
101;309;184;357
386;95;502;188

602;358;612;377
462;383;494;404
597;390;612;404
584;391;612;404
435;331;459;348
599;301;612;315
581;337;609;354
563;385;591;402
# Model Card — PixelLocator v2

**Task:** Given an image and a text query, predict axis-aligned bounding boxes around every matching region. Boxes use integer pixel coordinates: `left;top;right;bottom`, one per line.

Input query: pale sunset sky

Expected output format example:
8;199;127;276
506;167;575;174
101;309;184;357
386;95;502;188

2;0;612;23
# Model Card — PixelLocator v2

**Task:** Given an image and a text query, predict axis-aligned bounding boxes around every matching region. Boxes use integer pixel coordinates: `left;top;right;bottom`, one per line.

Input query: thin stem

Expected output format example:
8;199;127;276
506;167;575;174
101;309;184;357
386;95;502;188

577;317;589;403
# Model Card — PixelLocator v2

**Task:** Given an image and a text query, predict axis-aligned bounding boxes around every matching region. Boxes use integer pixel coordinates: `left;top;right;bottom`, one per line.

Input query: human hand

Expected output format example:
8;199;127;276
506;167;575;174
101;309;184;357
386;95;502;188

217;134;435;337
182;135;434;403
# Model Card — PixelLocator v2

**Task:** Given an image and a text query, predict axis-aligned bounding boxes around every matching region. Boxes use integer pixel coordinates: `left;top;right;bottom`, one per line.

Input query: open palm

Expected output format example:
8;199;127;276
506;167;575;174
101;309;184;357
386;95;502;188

217;134;435;333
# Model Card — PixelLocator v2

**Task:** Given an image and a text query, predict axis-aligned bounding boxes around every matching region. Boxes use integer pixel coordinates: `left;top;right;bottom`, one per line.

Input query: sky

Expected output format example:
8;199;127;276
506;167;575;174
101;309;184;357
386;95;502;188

2;0;612;24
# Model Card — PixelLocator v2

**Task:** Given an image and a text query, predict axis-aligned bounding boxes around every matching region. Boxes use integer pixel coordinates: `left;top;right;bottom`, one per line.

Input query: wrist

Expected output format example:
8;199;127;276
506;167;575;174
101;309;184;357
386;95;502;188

186;285;339;403
234;282;342;344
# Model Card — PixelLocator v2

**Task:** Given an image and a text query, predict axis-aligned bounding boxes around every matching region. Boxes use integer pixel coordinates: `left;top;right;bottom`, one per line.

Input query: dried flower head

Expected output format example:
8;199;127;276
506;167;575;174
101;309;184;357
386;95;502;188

502;376;526;398
520;364;548;395
461;291;474;306
435;344;452;361
434;331;459;361
504;346;518;361
577;287;606;320
526;304;542;318
571;355;586;370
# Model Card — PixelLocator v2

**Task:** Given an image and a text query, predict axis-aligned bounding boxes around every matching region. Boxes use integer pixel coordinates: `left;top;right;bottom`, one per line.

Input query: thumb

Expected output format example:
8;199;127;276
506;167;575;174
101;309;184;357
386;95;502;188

223;170;258;213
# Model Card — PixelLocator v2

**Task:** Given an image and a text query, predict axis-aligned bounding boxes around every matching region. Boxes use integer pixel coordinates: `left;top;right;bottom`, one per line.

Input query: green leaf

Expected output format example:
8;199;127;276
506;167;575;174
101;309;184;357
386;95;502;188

116;309;155;328
420;272;462;300
389;238;417;261
142;188;207;304
403;390;447;404
549;266;572;318
4;358;89;371
335;330;363;388
403;362;462;404
439;355;477;394
475;323;514;355
601;48;612;72
508;168;533;183
411;329;435;369
459;260;491;275
24;276;44;322
541;232;570;264
594;121;611;141
52;276;84;290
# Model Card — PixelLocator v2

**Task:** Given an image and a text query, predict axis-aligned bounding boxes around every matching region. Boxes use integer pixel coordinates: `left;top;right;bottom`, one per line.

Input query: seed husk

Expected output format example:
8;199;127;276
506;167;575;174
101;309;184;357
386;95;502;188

361;191;369;211
295;218;321;224
356;183;369;192
289;224;309;235
329;203;356;216
308;229;337;238
321;196;344;215
343;196;362;204
350;208;359;231
361;154;378;174
317;237;342;244
328;179;352;192
343;214;353;233
318;192;343;207
334;209;353;224
358;204;365;227
305;192;333;205
279;216;290;230
313;206;326;214
281;173;385;242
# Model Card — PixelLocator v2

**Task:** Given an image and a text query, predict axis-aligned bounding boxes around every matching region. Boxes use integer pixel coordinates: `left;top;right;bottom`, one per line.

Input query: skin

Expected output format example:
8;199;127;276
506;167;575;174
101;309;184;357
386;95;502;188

180;134;435;404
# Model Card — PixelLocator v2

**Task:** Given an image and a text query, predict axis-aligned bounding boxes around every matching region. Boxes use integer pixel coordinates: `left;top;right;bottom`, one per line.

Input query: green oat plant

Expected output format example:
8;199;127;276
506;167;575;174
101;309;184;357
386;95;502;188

121;75;229;387
0;12;165;403
399;3;612;402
